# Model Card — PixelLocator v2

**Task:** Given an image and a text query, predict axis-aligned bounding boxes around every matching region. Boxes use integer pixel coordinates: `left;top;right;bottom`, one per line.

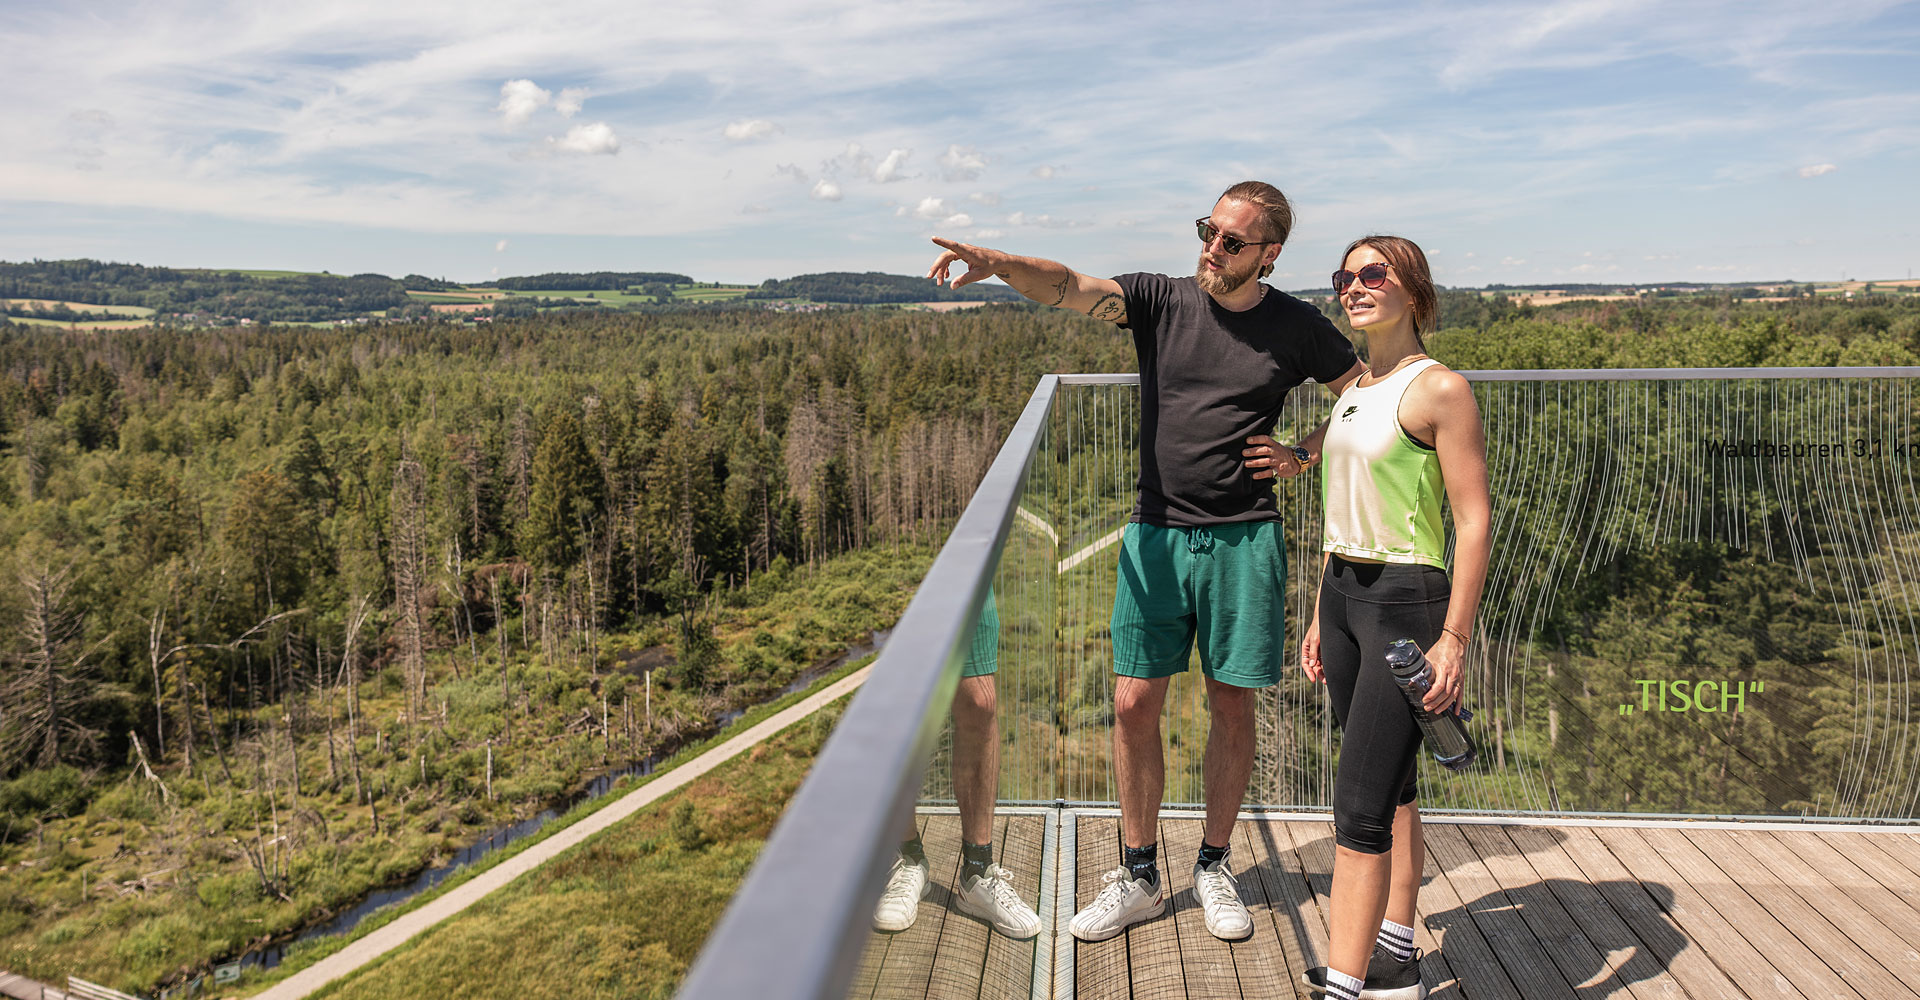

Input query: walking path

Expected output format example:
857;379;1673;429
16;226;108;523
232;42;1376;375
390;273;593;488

255;664;872;1000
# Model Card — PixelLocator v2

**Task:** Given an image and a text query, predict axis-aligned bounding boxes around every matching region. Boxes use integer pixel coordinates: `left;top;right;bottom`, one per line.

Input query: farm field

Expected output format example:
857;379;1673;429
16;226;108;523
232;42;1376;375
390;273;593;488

3;299;155;317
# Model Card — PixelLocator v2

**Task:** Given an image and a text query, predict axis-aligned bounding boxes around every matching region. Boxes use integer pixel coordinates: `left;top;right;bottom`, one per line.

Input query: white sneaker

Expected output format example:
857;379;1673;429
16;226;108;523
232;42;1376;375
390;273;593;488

955;864;1042;939
872;854;930;932
1068;867;1166;942
1193;859;1252;940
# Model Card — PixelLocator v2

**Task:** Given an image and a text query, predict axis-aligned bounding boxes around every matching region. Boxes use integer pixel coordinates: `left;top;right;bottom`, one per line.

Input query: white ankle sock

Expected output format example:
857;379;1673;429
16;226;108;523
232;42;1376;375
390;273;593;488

1377;917;1415;961
1325;967;1365;1000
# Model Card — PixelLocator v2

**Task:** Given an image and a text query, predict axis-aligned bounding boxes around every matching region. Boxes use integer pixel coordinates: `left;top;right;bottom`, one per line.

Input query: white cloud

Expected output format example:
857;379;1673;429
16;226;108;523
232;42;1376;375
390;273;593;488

1031;165;1059;179
725;119;778;141
741;203;771;214
776;163;809;182
873;148;911;182
915;196;954;219
969;191;1000;205
1799;162;1837;177
940;144;987;181
811;179;842;201
973;228;1004;239
943;213;972;227
555;88;589;118
496;79;551;126
550;122;620;155
1006;210;1083;228
495;239;508;253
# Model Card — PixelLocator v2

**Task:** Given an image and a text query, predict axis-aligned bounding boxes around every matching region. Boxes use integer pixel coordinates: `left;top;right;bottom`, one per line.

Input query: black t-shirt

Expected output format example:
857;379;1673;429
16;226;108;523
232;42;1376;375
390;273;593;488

1115;272;1357;526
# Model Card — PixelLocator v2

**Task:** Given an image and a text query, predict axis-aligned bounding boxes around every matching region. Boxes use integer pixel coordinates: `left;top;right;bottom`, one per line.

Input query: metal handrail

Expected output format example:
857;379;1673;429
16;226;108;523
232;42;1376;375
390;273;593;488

676;376;1063;1000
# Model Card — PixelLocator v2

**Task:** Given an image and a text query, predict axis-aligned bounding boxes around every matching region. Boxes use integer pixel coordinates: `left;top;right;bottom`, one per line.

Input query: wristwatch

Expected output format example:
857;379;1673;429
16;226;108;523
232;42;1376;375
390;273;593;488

1291;445;1311;465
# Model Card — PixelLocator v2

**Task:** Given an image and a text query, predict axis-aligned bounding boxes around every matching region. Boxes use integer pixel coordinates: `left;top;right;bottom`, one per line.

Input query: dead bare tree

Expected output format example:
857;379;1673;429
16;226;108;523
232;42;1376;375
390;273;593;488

391;454;429;746
1;563;111;771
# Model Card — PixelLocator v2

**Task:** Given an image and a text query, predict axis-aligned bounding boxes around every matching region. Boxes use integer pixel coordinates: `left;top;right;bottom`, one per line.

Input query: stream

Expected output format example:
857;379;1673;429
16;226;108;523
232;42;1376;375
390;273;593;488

224;627;890;974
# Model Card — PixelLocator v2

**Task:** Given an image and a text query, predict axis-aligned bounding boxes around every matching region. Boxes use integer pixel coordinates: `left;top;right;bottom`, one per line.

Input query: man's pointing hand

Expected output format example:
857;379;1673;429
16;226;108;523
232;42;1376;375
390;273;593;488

927;237;1003;289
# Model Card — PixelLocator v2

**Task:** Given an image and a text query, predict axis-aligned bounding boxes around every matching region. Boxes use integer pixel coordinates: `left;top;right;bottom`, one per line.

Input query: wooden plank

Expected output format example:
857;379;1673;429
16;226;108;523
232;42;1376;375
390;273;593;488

1242;820;1326;999
1588;826;1813;1000
1869;830;1920;879
1457;824;1637;999
976;815;1045;1000
1505;823;1738;1000
1122;828;1183;1000
1074;815;1132;1000
1737;830;1920;989
1161;817;1242;999
1837;830;1920;886
850;813;931;1000
1298;820;1484;1000
1789;831;1920;924
1223;819;1304;1000
1685;828;1919;998
1423;824;1577;999
1403;833;1466;1000
875;813;966;1000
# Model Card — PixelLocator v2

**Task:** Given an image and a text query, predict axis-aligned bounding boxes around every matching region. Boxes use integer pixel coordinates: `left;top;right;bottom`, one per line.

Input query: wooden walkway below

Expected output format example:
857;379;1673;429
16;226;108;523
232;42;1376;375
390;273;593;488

848;812;1920;1000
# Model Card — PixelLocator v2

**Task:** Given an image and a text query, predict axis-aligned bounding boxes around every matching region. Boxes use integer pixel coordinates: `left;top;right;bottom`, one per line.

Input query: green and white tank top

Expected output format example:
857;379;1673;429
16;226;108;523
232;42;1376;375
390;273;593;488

1321;357;1448;569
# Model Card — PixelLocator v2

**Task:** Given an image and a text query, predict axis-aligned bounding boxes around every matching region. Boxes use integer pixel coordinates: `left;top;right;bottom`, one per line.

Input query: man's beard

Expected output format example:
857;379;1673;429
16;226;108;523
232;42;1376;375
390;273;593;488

1195;253;1258;296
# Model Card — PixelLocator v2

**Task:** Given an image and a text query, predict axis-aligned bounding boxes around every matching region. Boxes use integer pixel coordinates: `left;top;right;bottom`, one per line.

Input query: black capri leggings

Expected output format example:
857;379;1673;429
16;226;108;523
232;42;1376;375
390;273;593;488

1319;554;1451;855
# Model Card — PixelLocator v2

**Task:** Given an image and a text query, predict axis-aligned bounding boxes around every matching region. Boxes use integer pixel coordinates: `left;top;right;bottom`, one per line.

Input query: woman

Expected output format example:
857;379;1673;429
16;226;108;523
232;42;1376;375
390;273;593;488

1247;235;1490;1000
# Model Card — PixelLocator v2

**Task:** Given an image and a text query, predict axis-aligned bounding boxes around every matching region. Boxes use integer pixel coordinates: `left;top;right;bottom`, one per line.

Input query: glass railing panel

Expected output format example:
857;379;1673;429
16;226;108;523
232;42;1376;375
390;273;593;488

1024;372;1920;819
1263;371;1920;818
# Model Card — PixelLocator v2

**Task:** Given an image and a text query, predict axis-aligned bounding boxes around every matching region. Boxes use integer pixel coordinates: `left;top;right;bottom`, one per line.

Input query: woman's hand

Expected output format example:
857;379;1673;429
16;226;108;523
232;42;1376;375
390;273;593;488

1244;434;1305;480
1423;632;1466;714
1301;619;1324;683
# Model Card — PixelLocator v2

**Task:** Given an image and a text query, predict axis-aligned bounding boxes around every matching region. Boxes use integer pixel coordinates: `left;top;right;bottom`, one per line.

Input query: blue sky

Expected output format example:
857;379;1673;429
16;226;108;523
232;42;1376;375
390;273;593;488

1;0;1916;288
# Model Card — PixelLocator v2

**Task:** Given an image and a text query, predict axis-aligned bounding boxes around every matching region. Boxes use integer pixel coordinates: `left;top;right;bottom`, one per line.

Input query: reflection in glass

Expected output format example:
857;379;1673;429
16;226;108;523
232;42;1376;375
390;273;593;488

974;376;1920;819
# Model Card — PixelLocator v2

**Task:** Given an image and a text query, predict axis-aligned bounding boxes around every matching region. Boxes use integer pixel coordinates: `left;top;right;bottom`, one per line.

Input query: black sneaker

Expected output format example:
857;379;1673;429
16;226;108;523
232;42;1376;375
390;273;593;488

1301;944;1426;1000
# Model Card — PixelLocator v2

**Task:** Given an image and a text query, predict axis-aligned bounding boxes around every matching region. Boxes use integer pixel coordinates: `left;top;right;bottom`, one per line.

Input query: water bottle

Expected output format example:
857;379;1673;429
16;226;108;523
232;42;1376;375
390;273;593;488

1384;638;1477;771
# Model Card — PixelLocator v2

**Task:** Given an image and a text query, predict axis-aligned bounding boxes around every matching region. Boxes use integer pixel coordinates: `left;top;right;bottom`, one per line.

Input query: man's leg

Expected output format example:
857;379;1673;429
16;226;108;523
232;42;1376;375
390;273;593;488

1114;674;1171;851
951;675;997;847
949;673;1041;938
1201;676;1257;847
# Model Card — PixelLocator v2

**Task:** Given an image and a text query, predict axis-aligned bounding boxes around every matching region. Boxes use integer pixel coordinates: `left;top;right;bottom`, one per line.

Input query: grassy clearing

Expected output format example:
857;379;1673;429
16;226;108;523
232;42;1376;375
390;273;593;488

306;694;844;1000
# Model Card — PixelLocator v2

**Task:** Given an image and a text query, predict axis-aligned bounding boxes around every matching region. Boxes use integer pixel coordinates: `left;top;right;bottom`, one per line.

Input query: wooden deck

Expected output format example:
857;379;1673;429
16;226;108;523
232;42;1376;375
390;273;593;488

848;812;1920;1000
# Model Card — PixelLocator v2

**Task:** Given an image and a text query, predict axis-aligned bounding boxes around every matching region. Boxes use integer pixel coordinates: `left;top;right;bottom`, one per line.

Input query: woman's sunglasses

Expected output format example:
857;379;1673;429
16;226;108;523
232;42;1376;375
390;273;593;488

1331;262;1392;293
1195;218;1277;256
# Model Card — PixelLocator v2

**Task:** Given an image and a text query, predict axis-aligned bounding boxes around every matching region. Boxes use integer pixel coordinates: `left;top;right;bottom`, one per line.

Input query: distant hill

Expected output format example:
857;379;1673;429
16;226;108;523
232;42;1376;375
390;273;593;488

0;259;411;322
747;271;1026;304
494;271;693;291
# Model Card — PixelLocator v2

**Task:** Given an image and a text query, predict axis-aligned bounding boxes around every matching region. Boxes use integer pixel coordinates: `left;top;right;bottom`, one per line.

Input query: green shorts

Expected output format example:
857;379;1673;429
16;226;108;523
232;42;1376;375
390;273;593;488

961;585;998;678
1110;521;1286;689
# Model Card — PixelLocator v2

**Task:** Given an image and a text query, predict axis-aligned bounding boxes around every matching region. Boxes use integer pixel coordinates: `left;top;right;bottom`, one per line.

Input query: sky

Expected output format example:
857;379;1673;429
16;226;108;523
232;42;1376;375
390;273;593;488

1;0;1917;289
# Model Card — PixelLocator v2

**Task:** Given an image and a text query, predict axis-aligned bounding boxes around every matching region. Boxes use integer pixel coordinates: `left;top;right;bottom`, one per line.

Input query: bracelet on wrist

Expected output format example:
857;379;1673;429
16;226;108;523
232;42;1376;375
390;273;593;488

1441;625;1471;645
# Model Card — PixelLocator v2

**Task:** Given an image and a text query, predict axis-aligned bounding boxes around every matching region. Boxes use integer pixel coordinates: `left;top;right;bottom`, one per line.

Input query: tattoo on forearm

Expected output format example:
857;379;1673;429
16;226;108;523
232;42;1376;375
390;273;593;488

1047;275;1069;307
1087;293;1123;322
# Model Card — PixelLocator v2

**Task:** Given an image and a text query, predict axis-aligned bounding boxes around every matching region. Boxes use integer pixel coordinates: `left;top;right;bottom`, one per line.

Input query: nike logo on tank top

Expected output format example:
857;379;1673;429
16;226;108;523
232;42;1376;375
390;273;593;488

1320;358;1449;569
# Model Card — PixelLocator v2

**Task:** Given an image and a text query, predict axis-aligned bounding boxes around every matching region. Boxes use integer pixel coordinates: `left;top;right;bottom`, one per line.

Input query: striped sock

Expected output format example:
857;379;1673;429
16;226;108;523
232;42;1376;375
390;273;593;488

1324;967;1364;1000
1378;918;1415;961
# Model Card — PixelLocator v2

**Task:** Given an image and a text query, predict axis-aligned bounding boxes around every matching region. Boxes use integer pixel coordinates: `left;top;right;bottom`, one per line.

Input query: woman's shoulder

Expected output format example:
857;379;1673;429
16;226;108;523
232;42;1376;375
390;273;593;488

1405;362;1477;415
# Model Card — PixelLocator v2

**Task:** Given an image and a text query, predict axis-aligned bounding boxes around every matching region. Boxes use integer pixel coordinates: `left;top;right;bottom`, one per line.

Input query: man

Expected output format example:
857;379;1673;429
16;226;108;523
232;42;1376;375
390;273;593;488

871;591;1042;940
926;181;1363;942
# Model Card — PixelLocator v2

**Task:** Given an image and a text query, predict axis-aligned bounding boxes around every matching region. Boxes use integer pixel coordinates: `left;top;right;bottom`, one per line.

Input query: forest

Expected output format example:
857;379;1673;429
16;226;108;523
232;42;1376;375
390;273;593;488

3;287;1920;993
746;271;1026;304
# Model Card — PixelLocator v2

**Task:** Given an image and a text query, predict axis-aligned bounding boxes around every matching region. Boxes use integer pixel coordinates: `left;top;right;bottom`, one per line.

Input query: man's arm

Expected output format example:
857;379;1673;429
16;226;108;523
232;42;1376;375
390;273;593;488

927;237;1127;325
1244;360;1366;479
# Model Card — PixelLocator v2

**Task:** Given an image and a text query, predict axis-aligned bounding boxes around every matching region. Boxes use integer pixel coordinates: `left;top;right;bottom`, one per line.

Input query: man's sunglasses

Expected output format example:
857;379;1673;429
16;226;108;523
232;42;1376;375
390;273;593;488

1331;262;1392;293
1195;218;1277;256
